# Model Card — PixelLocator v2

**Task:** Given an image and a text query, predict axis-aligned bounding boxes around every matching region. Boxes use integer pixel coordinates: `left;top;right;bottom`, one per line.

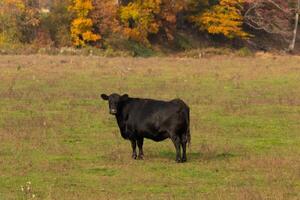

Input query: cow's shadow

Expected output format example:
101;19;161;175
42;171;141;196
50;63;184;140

153;150;237;162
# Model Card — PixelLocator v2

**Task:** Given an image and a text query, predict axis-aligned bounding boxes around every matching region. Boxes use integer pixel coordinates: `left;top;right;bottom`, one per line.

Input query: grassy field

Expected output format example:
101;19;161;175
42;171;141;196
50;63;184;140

0;55;300;200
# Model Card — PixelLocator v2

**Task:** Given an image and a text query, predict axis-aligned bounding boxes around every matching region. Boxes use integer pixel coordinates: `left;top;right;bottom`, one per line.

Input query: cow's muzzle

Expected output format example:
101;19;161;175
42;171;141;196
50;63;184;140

110;109;117;114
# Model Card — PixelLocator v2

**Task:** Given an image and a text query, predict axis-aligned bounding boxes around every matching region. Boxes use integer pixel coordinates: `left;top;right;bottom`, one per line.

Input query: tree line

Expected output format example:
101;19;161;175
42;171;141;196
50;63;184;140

0;0;298;52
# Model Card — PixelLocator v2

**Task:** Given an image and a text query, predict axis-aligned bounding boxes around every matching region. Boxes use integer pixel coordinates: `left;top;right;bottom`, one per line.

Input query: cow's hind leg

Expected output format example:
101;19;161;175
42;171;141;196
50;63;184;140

137;138;144;160
171;136;181;163
130;139;137;159
181;139;187;162
180;133;188;162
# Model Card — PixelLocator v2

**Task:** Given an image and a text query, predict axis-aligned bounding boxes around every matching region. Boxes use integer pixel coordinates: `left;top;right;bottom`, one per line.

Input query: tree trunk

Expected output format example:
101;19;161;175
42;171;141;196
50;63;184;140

289;0;300;52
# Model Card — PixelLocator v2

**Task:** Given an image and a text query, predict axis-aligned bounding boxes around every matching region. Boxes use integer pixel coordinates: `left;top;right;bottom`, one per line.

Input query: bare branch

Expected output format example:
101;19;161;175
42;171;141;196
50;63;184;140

265;0;290;14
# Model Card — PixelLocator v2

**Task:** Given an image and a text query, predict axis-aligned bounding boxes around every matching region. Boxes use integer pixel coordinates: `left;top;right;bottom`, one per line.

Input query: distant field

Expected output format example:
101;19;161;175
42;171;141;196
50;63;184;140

0;55;299;200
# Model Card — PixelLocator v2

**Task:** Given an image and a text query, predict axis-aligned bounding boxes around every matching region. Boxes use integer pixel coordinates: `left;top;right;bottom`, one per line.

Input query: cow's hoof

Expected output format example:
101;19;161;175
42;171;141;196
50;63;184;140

132;154;137;159
181;158;187;163
176;159;182;163
138;155;144;160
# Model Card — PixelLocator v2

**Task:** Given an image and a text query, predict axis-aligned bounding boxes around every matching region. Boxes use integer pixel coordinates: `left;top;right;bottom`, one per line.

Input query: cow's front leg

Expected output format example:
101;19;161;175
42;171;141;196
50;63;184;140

130;139;137;159
137;138;144;160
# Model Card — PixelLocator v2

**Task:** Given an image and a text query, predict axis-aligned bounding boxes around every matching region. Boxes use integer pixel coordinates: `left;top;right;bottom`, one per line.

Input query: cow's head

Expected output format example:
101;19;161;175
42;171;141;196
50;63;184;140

101;93;129;115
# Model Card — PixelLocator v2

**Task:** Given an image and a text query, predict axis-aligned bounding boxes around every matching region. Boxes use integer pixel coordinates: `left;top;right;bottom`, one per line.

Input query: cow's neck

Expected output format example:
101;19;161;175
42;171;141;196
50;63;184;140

115;101;129;139
115;113;124;129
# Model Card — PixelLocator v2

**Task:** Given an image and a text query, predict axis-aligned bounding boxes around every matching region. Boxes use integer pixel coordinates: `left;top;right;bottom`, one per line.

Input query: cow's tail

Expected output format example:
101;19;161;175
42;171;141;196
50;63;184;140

186;107;191;148
172;99;191;147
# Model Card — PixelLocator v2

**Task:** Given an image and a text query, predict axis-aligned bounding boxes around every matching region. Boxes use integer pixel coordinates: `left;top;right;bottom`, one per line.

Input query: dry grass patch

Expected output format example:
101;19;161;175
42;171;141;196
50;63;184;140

0;55;299;199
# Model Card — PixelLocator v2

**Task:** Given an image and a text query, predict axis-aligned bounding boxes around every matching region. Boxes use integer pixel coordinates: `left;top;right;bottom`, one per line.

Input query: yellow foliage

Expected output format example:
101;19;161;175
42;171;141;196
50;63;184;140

119;0;184;46
120;0;161;46
1;0;40;44
69;0;100;47
0;35;5;45
3;0;25;10
69;0;93;17
190;0;249;39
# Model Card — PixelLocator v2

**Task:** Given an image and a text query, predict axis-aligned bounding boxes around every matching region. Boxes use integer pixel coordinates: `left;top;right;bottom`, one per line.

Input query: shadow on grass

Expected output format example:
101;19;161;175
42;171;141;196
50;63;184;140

157;150;237;162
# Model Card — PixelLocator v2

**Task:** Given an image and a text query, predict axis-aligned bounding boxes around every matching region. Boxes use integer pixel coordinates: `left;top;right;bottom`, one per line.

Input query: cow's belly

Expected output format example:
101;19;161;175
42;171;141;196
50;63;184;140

142;131;169;142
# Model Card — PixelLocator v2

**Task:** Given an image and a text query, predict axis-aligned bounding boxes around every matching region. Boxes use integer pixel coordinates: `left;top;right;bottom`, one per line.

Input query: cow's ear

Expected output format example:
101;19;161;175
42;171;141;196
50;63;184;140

121;94;129;101
101;94;109;100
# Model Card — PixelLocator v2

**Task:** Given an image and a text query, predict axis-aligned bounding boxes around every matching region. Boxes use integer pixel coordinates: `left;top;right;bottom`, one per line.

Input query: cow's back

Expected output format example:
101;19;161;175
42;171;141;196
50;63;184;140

119;98;189;140
123;98;184;123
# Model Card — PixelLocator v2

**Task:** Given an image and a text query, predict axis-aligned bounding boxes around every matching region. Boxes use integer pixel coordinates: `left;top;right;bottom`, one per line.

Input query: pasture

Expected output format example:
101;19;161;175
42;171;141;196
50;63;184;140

0;55;300;199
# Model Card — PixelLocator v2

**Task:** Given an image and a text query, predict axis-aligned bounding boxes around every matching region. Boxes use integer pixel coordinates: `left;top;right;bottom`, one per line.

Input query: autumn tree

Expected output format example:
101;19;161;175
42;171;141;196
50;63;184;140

40;0;73;47
185;0;209;14
16;0;41;43
0;0;23;44
244;0;296;50
190;0;249;39
91;0;122;37
69;0;100;47
290;0;300;51
119;0;186;46
0;0;40;44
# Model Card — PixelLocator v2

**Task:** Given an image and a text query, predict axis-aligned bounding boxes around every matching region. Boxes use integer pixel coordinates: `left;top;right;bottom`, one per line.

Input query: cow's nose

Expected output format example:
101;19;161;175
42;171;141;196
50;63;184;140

110;109;117;114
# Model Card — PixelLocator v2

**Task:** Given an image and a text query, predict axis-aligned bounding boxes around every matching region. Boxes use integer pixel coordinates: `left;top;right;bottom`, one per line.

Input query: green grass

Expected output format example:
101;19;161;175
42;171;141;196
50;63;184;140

0;55;300;199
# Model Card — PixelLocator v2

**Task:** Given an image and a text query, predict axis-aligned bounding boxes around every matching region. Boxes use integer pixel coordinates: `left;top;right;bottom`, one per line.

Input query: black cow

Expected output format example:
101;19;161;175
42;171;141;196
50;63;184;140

101;93;190;163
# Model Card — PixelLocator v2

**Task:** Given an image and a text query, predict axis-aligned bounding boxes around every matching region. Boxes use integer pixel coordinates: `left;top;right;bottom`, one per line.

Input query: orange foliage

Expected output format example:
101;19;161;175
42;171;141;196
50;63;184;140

91;0;122;36
69;0;100;47
1;0;255;48
2;0;25;10
190;0;249;39
119;0;186;46
1;0;40;43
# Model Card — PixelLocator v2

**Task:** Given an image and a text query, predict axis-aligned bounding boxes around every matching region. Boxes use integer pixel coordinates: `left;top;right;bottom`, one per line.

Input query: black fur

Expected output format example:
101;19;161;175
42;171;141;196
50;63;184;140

101;93;190;162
